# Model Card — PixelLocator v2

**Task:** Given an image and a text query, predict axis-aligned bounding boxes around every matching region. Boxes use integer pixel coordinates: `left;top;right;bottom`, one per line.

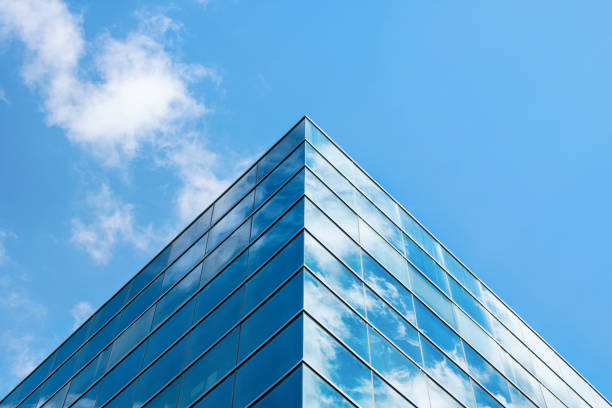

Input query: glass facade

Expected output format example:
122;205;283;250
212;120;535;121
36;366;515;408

1;117;610;408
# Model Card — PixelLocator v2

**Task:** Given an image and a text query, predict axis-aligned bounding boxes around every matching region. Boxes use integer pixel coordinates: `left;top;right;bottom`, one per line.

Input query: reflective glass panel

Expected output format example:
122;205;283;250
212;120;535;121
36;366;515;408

162;235;206;292
203;221;250;279
251;366;302;408
257;120;305;182
190;375;234;408
196;253;247;319
254;144;304;209
409;268;455;328
404;235;450;295
303;364;355;408
212;166;256;224
207;191;254;251
152;266;200;329
129;246;170;303
359;220;409;288
305;142;355;205
462;343;511;406
169;207;212;265
95;342;145;407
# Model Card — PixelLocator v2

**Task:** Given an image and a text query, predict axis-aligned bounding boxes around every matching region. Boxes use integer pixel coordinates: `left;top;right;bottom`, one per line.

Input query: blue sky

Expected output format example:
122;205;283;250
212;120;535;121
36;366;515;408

0;0;611;400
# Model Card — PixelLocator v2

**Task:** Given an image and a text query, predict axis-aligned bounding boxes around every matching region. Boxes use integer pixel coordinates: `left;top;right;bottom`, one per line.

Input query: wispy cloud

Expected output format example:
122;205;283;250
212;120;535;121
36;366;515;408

70;184;154;264
70;301;93;330
0;88;8;104
0;0;237;260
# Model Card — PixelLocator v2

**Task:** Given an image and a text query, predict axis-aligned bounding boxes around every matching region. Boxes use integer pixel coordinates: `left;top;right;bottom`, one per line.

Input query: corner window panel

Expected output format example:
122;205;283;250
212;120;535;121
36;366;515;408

248;200;304;274
212;166;256;225
233;316;303;408
365;289;421;365
305;142;355;205
305;120;355;181
177;328;239;408
305;233;365;316
414;299;465;368
421;337;475;408
305;169;358;240
243;234;304;316
303;315;373;408
362;253;414;322
354;191;403;253
409;268;455;328
251;170;304;240
257;119;305;182
254;144;304;209
303;364;356;408
359;220;409;289
304;272;369;362
352;167;399;224
368;329;428;408
304;200;361;274
169;207;212;265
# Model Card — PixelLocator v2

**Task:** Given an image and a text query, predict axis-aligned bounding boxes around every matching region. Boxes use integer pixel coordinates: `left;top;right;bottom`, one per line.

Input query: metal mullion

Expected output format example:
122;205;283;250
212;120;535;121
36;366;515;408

305;117;608;407
304;229;548;406
304;167;574;408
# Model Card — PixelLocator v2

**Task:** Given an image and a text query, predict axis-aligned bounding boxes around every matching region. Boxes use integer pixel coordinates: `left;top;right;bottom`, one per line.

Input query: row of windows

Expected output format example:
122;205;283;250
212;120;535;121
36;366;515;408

0;120;308;408
303;132;599;408
302;195;563;408
304;119;609;408
9;172;307;408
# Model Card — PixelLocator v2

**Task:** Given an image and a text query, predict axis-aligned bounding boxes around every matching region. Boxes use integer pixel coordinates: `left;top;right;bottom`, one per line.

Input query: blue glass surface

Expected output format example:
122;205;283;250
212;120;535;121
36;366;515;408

244;234;303;315
190;375;234;408
303;365;355;408
176;328;239;408
305;142;354;205
404;235;450;296
354;190;403;253
254;144;304;209
304;272;369;362
207;191;254;251
196;253;246;319
95;342;145;407
409;268;456;328
116;275;163;335
203;221;250;279
304;233;365;316
250;366;302;408
141;377;180;408
76;314;120;373
233;315;303;408
257;119;304;182
303;315;373;408
63;349;109;407
106;307;153;370
212;166;256;225
152;266;200;329
169;207;212;265
128;246;170;303
162;235;206;292
372;373;414;408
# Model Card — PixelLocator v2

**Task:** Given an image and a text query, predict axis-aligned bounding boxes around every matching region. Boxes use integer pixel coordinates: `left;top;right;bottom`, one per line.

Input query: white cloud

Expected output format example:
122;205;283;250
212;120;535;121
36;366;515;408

0;291;47;320
0;0;233;236
70;301;93;330
1;333;45;379
70;184;154;264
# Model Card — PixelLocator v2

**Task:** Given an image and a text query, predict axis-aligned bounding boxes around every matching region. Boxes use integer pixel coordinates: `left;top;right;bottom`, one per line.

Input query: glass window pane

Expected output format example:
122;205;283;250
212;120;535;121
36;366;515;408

454;307;504;376
404;235;450;296
462;342;511;406
207;191;254;251
303;364;356;408
141;377;180;408
305;142;355;205
257;119;305;182
64;349;109;407
305;169;358;240
188;289;243;364
239;272;303;361
304;200;361;275
203;221;250;280
368;328;429;408
248;199;304;274
70;384;98;408
129;246;170;302
37;352;79;406
40;383;68;408
304;233;365;316
427;378;462;408
365;289;421;364
102;382;135;408
52;312;95;374
107;307;154;369
76;314;120;372
399;209;442;265
414;299;464;368
251;170;304;240
169;207;212;264
304;272;369;362
132;337;188;407
212;166;256;224
359;220;409;288
254;144;304;209
117;274;163;336
177;328;240;408
409;268;455;328
244;234;304;315
473;383;503;408
95;342;145;407
509;384;537;408
448;277;491;332
354;191;402;253
420;337;475;408
372;374;415;408
303;315;373;408
163;234;206;292
196;253;247;319
351;167;399;224
233;316;303;408
305;122;355;186
362;253;414;322
250;366;302;408
143;297;195;367
190;374;234;408
153;266;200;329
